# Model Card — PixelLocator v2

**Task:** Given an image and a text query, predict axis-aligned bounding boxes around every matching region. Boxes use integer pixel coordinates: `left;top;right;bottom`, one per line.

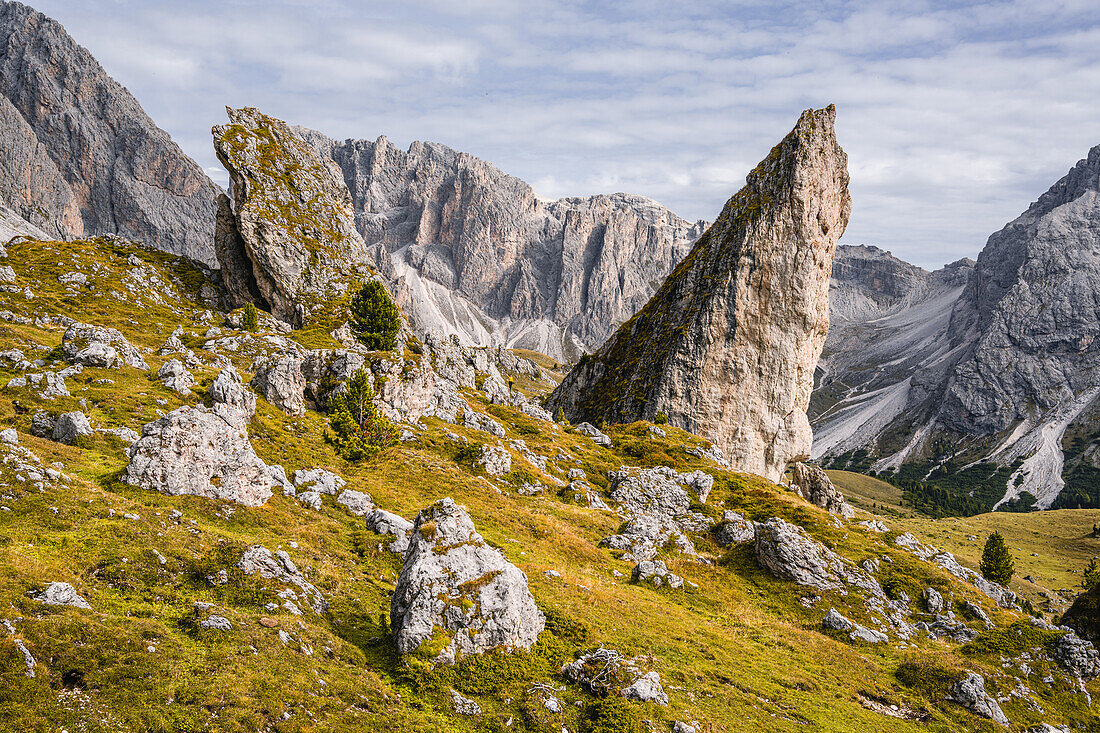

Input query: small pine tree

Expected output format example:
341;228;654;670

242;302;259;332
348;281;401;351
979;531;1015;585
324;368;398;461
1084;558;1100;591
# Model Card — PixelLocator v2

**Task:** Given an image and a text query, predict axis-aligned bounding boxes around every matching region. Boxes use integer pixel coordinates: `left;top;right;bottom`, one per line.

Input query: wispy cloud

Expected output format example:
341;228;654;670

27;0;1100;269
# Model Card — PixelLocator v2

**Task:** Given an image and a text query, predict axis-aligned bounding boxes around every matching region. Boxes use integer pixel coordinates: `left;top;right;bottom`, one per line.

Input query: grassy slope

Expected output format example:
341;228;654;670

0;237;1096;732
827;470;911;517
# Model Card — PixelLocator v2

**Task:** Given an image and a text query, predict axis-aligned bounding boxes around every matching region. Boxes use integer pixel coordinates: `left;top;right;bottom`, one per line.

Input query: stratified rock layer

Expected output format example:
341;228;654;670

547;106;851;481
0;2;218;261
212;107;371;326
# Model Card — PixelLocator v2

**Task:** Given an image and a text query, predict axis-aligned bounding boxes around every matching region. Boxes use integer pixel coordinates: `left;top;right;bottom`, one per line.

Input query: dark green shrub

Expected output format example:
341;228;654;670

324;368;398;461
349;281;401;351
654;410;668;425
242;302;259;332
979;531;1014;585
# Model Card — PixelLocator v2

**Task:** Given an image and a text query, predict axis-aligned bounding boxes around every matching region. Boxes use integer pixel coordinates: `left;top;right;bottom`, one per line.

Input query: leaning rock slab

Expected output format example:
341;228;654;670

390;497;544;663
547;107;850;482
788;462;854;519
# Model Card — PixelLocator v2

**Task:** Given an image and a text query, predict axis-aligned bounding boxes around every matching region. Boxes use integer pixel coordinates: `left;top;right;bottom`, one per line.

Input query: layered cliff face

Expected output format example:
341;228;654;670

212;107;372;327
812;145;1100;508
0;1;219;262
548;106;851;482
299;129;706;360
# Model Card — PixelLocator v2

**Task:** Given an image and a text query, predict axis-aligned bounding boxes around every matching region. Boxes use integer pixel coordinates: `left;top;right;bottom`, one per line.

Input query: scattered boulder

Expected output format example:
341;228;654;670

715;511;755;546
632;559;684;589
946;672;1009;727
753;517;880;594
365;508;413;553
0;427;15;445
296;490;323;511
209;365;256;429
476;445;512;477
450;689;481;716
52;411;93;445
621;671;669;706
123;404;274;507
601;466;712;561
463;409;506;438
200;615;232;631
960;600;993;629
157;359;195;395
62;322;148;370
30;411;55;438
14;638;35;677
250;351;307;416
30;582;90;609
788;463;854;519
336;489;374;516
238;545;327;614
1051;631;1100;681
390;497;544;663
158;326;186;355
574;422;611;447
821;608;887;643
923;587;945;614
292;468;346;495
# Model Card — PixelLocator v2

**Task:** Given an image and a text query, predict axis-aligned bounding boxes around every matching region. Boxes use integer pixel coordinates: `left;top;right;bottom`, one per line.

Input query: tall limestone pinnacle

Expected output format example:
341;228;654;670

547;106;851;482
212;107;372;327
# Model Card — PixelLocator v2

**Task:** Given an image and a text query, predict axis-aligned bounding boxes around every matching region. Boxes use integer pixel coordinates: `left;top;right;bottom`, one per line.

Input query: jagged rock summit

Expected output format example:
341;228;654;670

298;128;706;360
0;1;218;261
813;143;1100;509
212;107;372;327
547;106;851;482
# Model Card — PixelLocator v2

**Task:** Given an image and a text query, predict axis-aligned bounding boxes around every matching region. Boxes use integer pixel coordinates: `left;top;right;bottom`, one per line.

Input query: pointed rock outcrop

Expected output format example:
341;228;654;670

390;497;544;663
212;107;371;327
547;106;851;482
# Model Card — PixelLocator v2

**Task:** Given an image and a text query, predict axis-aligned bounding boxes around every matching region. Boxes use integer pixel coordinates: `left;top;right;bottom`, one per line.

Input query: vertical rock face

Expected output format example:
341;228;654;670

812;144;1100;508
0;1;218;262
297;128;706;360
212;107;372;326
547;106;851;482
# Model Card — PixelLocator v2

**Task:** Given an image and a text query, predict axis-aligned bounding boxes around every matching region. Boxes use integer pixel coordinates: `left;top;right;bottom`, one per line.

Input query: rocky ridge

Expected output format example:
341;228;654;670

298;127;706;360
811;144;1100;509
547;106;851;482
0;1;218;262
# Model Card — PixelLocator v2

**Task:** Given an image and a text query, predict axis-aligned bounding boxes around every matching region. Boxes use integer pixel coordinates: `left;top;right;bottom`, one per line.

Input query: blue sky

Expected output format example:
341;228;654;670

28;0;1100;269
